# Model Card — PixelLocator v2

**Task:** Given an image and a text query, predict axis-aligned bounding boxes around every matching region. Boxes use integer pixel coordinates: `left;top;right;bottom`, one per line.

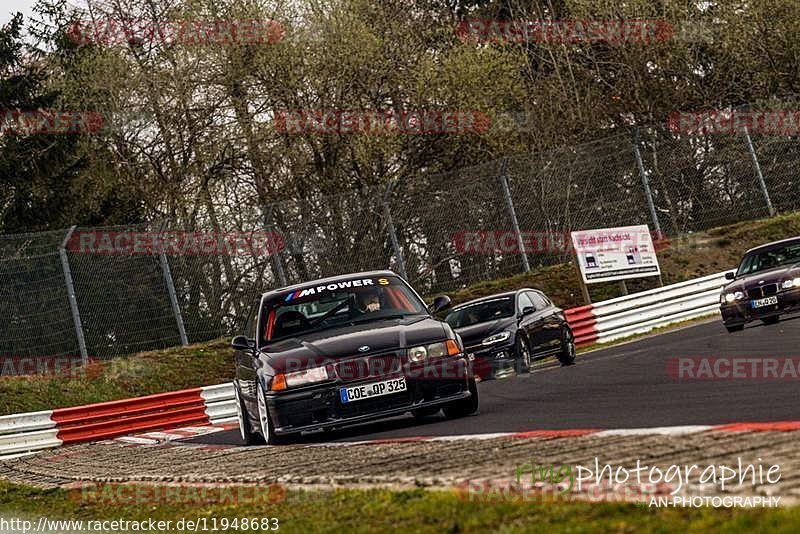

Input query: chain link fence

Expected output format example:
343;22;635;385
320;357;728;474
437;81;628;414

1;124;796;367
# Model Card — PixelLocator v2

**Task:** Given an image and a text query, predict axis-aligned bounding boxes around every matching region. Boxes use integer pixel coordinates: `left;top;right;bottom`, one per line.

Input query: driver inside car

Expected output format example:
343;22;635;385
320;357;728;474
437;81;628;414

355;287;382;314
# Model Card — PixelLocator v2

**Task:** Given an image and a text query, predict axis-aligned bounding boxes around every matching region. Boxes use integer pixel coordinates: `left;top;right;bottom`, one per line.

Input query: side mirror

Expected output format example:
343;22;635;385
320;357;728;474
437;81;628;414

725;272;735;280
521;306;535;316
429;295;452;314
231;335;254;351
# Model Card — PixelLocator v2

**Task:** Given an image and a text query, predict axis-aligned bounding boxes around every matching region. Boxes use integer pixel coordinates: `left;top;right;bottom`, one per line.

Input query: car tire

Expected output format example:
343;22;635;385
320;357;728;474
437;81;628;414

256;381;293;445
235;381;264;446
762;316;780;325
443;378;479;418
514;336;532;374
558;328;577;366
412;407;441;419
725;324;744;333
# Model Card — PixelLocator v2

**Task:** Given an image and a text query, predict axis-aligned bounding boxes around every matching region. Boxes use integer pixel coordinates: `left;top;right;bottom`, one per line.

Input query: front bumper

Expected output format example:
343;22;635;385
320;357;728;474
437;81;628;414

265;354;472;435
467;342;516;379
720;288;800;326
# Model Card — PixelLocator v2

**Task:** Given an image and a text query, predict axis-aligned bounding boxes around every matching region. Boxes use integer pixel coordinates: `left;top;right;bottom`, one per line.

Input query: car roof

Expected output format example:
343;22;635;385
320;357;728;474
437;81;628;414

261;270;399;298
744;236;800;256
450;290;526;311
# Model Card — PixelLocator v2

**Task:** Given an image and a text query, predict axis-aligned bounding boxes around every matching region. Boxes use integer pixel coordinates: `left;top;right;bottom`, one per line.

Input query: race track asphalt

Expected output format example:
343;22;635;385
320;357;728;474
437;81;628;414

186;315;800;446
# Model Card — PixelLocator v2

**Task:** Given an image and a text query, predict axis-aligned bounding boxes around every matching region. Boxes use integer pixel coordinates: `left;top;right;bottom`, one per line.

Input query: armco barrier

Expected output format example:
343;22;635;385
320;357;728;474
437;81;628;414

0;383;236;459
565;270;731;347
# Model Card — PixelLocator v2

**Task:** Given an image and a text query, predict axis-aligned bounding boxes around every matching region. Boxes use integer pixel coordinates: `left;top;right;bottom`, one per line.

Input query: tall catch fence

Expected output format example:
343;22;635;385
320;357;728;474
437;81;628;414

1;124;796;365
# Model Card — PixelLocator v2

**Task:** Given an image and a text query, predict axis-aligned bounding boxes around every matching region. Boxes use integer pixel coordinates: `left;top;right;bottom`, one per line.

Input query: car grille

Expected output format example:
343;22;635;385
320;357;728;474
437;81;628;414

747;284;778;299
335;354;401;381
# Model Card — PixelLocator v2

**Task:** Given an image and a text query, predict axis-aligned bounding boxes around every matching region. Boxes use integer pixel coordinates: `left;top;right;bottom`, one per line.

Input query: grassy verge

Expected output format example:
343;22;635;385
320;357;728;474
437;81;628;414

0;339;234;415
445;211;800;308
0;481;798;533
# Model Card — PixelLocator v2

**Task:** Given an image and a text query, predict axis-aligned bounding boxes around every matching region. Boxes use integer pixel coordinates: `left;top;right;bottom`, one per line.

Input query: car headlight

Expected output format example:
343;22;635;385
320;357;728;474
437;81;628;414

782;278;800;289
482;331;511;345
408;340;460;362
723;291;744;303
279;366;330;389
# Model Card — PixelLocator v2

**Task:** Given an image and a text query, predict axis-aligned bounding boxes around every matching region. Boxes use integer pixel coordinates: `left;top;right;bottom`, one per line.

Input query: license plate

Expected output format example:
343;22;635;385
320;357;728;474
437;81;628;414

751;296;778;308
340;377;406;404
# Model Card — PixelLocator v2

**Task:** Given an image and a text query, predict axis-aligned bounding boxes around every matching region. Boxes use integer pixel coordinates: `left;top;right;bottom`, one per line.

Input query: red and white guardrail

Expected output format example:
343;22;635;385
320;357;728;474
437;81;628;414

0;383;236;459
565;270;730;347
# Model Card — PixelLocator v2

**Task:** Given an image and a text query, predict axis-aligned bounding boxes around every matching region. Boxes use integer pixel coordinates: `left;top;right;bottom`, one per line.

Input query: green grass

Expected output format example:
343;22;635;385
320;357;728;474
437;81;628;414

445;211;800;309
0;481;798;533
0;339;234;415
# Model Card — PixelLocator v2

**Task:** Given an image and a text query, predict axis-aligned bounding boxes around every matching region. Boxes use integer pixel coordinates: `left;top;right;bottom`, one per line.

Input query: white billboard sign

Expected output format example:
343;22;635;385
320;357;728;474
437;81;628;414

570;225;661;284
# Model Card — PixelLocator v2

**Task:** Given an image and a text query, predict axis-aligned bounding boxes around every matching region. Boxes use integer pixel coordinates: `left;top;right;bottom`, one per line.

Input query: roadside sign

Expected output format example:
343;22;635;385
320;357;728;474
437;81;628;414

570;225;661;284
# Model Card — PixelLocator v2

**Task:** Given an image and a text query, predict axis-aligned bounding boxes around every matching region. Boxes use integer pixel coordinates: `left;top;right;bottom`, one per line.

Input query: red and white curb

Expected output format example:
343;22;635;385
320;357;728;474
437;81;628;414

0;384;237;459
104;420;800;452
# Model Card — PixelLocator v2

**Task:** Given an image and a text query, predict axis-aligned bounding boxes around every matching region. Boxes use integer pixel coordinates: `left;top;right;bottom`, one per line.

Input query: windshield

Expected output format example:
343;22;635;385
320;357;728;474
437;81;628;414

445;297;515;329
259;275;427;345
736;242;800;276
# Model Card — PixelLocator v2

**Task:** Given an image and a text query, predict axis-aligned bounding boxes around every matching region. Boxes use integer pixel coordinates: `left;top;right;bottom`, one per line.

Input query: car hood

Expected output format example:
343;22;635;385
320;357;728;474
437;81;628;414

724;263;800;292
454;317;516;348
261;316;447;373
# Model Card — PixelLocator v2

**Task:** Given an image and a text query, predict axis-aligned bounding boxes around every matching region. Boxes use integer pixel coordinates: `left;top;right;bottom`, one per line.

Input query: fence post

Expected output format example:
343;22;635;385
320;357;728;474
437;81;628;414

157;222;188;346
383;179;408;279
744;126;775;217
498;158;530;272
633;128;663;238
265;204;287;287
59;226;88;365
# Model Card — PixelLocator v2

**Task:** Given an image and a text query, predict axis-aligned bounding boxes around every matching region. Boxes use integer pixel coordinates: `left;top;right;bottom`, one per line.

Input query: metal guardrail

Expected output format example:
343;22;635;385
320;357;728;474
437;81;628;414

0;383;236;460
0;411;62;457
566;271;731;346
200;383;238;425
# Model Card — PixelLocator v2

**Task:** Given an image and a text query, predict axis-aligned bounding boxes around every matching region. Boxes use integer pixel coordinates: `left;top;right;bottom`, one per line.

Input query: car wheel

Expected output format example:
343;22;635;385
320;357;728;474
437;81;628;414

412;406;441;419
725;324;744;333
256;381;293;445
443;378;479;418
235;381;264;445
514;336;532;374
762;316;780;325
558;328;576;366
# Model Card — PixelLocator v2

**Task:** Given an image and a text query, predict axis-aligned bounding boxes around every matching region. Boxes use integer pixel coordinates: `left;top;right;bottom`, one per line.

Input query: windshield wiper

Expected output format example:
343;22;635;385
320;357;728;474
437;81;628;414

309;295;354;328
348;313;411;325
